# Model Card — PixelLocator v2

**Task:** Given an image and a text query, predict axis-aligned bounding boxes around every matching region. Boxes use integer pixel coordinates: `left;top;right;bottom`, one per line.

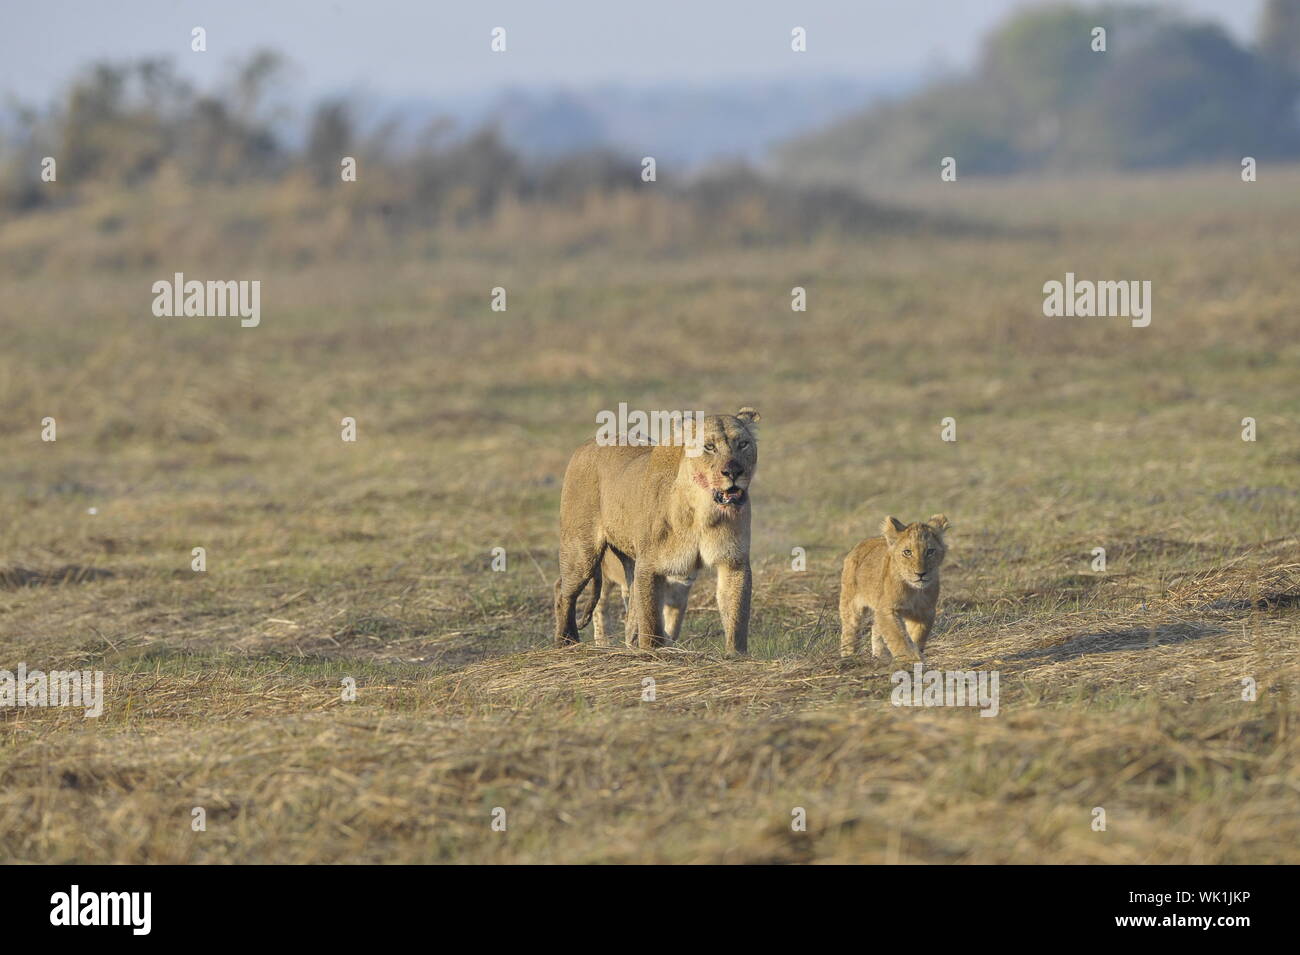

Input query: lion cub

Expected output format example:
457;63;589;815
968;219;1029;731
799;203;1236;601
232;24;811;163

839;515;950;661
591;549;695;648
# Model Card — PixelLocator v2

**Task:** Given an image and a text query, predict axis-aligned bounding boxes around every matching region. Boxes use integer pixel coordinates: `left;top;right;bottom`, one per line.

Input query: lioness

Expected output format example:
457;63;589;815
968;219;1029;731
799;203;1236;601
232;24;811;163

839;515;950;661
590;551;695;647
554;408;760;652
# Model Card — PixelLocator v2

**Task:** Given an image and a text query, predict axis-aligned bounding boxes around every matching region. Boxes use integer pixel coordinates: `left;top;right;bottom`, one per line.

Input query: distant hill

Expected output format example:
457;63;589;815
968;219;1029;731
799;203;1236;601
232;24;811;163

775;1;1300;186
374;76;914;168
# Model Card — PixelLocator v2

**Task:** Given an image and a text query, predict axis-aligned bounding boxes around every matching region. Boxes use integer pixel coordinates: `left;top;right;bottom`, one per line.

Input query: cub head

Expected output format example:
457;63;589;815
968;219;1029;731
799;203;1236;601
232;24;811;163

881;514;949;587
683;407;761;514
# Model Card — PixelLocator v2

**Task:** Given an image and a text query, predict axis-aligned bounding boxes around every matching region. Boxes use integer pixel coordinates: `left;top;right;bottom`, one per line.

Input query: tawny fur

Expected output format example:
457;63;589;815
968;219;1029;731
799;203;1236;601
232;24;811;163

590;550;695;648
839;514;950;661
554;408;760;652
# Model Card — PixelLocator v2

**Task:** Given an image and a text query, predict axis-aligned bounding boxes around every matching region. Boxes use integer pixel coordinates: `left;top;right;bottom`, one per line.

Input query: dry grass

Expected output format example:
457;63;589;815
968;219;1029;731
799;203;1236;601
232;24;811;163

0;165;1297;863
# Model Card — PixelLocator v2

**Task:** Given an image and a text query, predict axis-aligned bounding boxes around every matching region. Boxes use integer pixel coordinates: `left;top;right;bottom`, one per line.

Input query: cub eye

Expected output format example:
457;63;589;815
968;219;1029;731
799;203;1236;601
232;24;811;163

925;548;935;556
902;549;912;557
738;440;749;449
703;443;716;453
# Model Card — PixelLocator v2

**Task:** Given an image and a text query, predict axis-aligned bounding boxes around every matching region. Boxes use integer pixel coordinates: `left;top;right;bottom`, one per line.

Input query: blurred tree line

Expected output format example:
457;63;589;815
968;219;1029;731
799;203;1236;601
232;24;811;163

0;48;656;220
778;0;1300;181
0;48;940;247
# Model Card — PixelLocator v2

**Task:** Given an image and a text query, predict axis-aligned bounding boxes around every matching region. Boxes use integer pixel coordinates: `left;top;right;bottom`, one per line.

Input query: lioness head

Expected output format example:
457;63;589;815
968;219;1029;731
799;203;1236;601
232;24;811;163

683;407;760;513
881;514;949;587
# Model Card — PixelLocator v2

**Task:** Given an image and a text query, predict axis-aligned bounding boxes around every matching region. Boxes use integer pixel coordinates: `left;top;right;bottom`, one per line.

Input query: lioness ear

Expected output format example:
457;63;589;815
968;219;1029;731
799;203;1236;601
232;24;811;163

881;516;906;541
735;407;761;426
927;514;950;533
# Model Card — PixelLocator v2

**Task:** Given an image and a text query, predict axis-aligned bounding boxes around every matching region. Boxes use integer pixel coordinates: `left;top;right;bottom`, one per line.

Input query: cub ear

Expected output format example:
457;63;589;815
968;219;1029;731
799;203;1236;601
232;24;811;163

735;407;761;426
881;516;906;541
927;514;950;533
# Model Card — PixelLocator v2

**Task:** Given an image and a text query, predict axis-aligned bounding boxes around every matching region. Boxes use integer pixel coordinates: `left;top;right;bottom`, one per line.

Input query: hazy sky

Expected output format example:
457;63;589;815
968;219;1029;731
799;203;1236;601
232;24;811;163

0;0;1267;102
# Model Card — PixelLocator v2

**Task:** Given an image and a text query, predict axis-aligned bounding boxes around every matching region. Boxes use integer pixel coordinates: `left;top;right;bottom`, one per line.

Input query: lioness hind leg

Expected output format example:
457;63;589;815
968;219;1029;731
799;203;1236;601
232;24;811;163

555;543;603;647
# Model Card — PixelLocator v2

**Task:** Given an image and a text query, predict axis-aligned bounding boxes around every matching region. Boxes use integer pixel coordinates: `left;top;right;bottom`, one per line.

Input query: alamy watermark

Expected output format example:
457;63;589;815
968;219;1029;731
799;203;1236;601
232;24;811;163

152;272;260;327
891;664;999;717
1042;272;1151;327
50;885;150;935
0;663;104;718
595;403;705;457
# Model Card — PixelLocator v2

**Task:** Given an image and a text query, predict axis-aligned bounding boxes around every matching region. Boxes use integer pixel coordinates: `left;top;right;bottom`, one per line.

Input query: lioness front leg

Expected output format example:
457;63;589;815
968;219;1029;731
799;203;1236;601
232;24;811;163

905;616;933;656
716;559;752;655
876;610;921;663
628;565;666;650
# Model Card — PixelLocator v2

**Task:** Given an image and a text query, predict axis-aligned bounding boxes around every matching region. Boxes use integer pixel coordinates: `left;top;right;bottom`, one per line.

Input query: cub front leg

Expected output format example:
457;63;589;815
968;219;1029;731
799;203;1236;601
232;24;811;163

593;580;620;647
628;565;666;650
876;609;922;663
661;573;694;644
870;622;885;659
905;616;934;656
716;559;752;655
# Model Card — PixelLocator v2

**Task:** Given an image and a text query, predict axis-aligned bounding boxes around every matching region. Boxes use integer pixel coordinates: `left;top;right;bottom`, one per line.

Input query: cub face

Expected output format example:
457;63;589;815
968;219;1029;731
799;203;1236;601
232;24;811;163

683;407;760;513
881;514;949;588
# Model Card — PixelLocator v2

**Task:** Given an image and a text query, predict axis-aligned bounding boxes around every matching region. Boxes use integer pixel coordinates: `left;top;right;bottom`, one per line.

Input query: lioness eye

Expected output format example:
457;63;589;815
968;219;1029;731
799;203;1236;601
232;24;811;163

738;440;749;449
926;548;935;556
902;549;912;557
704;443;716;453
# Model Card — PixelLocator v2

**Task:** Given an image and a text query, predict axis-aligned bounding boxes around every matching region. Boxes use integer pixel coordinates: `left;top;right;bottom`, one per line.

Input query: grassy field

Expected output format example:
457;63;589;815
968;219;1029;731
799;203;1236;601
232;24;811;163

1;166;1297;863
